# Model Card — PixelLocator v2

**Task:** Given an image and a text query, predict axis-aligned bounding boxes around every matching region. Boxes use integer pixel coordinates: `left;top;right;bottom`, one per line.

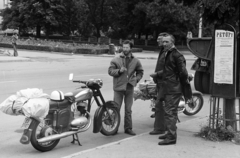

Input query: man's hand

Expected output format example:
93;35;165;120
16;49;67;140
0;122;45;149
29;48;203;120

119;66;127;73
150;73;157;79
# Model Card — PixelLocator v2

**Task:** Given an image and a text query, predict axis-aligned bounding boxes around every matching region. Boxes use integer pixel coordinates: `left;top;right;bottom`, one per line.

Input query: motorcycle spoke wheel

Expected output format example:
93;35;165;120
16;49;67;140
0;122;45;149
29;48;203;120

183;94;204;116
30;120;60;152
100;107;120;136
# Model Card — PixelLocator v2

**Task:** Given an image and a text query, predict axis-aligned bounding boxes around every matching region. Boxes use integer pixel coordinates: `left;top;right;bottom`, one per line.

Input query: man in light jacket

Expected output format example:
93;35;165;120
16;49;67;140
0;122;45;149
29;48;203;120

108;40;144;135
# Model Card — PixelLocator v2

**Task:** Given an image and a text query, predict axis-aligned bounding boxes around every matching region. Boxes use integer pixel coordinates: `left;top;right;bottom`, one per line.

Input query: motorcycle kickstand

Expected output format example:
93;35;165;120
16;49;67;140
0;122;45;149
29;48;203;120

71;134;82;146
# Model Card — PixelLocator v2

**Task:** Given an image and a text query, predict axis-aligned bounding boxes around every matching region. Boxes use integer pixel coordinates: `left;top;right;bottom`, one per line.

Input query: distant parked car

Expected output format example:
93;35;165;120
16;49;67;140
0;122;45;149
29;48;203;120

0;29;19;35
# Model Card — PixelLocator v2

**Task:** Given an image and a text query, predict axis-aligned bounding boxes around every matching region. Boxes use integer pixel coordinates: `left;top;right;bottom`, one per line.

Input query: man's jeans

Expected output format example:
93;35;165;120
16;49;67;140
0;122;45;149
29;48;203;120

114;84;134;130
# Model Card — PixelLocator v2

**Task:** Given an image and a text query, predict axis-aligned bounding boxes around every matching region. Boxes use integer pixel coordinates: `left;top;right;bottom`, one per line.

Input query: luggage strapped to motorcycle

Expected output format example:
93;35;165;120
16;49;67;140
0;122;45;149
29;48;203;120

11;99;29;115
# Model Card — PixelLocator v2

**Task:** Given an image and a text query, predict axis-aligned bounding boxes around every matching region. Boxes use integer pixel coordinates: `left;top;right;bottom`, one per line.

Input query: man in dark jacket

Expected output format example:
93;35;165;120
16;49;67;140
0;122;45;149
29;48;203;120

149;32;170;135
152;34;188;145
108;40;144;135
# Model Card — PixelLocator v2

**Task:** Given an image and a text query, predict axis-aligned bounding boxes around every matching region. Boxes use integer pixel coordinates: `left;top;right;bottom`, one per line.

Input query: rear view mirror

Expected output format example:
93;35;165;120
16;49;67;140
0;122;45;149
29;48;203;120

69;73;73;80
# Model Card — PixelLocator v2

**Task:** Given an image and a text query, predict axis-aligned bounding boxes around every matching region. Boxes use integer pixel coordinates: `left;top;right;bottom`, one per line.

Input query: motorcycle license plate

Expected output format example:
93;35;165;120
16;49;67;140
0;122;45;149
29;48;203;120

21;117;32;129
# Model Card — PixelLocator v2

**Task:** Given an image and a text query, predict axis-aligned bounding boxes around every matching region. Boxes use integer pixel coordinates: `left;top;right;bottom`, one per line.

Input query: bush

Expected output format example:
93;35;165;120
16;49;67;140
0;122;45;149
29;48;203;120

0;36;109;54
195;125;236;142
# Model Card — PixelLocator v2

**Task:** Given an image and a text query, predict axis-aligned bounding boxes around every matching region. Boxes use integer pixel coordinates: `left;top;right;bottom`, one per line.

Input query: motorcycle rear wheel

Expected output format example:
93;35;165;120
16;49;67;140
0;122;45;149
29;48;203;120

183;93;204;116
100;107;120;136
30;119;60;152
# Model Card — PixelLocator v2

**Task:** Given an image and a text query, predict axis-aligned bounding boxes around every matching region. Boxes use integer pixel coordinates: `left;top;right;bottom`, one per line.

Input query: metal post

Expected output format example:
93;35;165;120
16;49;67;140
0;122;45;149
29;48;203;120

209;96;212;127
212;97;216;129
216;97;220;128
223;98;226;127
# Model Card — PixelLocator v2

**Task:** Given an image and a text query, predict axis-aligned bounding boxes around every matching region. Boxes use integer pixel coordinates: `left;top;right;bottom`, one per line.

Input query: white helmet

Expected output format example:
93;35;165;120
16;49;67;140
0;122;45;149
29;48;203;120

50;90;65;101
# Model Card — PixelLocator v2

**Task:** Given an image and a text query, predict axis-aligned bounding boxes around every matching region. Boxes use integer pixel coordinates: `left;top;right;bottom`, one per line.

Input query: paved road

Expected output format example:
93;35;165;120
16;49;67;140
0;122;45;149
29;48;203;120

0;51;209;157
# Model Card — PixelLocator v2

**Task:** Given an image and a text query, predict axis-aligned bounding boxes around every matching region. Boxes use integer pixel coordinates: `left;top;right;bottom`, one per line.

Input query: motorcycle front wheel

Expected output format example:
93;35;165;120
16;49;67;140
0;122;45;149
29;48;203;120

183;93;204;116
100;107;120;136
30;119;60;152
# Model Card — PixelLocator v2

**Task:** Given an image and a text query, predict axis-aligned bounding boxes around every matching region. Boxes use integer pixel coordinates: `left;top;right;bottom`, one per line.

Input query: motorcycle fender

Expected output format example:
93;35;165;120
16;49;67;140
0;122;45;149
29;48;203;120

20;118;39;145
105;101;120;111
93;107;104;133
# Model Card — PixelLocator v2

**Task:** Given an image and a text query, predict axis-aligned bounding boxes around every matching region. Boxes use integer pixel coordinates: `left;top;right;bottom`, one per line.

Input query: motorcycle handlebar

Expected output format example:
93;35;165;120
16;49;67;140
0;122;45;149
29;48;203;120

73;80;87;84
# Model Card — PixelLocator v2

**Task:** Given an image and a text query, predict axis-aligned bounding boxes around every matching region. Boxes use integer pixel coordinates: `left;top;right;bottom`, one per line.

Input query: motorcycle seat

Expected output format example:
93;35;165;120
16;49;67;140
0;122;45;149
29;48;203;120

49;99;71;109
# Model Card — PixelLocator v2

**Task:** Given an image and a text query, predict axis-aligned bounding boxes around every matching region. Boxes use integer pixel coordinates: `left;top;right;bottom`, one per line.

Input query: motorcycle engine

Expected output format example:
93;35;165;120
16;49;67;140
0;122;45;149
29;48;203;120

70;116;88;128
77;102;87;115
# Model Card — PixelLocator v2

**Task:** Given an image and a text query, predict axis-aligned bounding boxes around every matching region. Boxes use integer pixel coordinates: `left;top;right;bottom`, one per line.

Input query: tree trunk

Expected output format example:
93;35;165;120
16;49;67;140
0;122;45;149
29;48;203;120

224;99;237;130
36;25;41;38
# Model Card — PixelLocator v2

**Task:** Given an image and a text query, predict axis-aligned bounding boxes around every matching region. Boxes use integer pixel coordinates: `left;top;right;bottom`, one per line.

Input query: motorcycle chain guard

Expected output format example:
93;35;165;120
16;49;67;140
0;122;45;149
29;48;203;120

93;101;120;133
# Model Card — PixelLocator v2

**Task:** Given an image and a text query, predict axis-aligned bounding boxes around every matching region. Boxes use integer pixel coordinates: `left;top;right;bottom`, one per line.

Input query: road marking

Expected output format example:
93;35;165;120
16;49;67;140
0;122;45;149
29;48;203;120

0;81;17;84
74;74;107;77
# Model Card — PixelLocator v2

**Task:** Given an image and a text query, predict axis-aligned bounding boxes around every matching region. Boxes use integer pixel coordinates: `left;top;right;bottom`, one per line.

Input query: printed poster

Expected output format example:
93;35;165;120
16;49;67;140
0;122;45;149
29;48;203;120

214;30;234;84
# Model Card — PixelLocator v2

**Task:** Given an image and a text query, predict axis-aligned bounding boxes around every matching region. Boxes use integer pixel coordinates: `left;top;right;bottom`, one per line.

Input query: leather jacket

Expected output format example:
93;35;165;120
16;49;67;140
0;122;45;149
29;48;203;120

161;47;188;94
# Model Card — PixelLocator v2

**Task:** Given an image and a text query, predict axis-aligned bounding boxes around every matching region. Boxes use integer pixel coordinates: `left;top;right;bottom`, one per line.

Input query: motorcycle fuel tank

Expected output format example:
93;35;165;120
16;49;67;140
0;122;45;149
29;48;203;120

74;89;93;102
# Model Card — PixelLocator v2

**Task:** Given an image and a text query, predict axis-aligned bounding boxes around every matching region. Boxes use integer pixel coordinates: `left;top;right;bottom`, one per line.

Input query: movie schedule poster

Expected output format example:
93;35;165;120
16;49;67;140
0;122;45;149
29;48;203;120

214;30;234;84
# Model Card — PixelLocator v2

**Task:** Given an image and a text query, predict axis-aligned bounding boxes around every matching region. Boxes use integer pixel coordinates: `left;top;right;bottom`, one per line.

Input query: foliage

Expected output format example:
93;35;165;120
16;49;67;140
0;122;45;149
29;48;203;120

195;107;240;143
199;0;239;27
146;0;199;41
1;0;238;41
195;125;236;142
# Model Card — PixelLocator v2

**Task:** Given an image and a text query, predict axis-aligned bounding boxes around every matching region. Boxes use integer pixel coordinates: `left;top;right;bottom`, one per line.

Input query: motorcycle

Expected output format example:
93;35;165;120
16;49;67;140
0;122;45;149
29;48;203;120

19;74;121;152
134;74;204;118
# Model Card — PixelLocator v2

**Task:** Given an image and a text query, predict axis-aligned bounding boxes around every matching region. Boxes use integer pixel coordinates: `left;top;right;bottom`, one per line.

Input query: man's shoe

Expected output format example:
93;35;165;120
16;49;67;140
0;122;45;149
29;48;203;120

149;130;165;135
158;134;168;139
159;134;177;139
125;129;136;136
158;139;176;145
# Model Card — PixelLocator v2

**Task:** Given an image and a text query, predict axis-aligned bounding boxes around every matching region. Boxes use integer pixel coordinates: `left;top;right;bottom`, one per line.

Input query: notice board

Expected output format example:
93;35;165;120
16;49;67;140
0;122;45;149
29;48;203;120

211;24;237;98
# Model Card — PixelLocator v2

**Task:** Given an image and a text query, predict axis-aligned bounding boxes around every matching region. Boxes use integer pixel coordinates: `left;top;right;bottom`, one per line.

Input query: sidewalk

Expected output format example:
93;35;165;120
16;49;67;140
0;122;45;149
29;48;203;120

0;48;197;63
63;116;240;158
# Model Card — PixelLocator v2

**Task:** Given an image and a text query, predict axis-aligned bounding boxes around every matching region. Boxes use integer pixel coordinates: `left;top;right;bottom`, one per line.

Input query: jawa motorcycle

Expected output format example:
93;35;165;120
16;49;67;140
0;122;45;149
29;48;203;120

134;74;204;118
20;74;120;152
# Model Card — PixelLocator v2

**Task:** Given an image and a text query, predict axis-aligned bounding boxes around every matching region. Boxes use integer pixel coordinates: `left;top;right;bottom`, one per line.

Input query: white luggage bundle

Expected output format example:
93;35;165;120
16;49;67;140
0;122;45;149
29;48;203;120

0;88;49;120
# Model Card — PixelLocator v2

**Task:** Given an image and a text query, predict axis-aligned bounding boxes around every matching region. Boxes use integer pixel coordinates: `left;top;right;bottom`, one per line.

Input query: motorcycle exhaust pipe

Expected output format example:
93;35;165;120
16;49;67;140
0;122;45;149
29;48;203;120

37;117;92;143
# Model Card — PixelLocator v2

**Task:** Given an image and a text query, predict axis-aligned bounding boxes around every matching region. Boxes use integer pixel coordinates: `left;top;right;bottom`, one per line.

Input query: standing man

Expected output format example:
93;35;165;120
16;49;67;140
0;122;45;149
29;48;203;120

108;40;144;136
149;32;169;135
157;34;188;145
12;33;18;57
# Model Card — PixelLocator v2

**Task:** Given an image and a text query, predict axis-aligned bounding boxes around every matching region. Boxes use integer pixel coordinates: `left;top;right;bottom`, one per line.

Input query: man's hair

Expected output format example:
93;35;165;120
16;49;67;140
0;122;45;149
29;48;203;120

123;40;133;48
163;34;175;44
158;32;169;37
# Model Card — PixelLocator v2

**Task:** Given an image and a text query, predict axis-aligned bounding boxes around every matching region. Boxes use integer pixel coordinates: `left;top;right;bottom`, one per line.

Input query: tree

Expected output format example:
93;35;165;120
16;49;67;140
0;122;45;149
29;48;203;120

144;0;199;43
83;0;111;37
199;0;239;29
1;0;65;38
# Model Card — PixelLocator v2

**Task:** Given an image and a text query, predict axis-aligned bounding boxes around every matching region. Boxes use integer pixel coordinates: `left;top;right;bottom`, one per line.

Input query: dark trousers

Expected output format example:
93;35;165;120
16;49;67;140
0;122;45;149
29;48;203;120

164;94;181;139
114;84;134;130
12;43;18;57
153;83;165;131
